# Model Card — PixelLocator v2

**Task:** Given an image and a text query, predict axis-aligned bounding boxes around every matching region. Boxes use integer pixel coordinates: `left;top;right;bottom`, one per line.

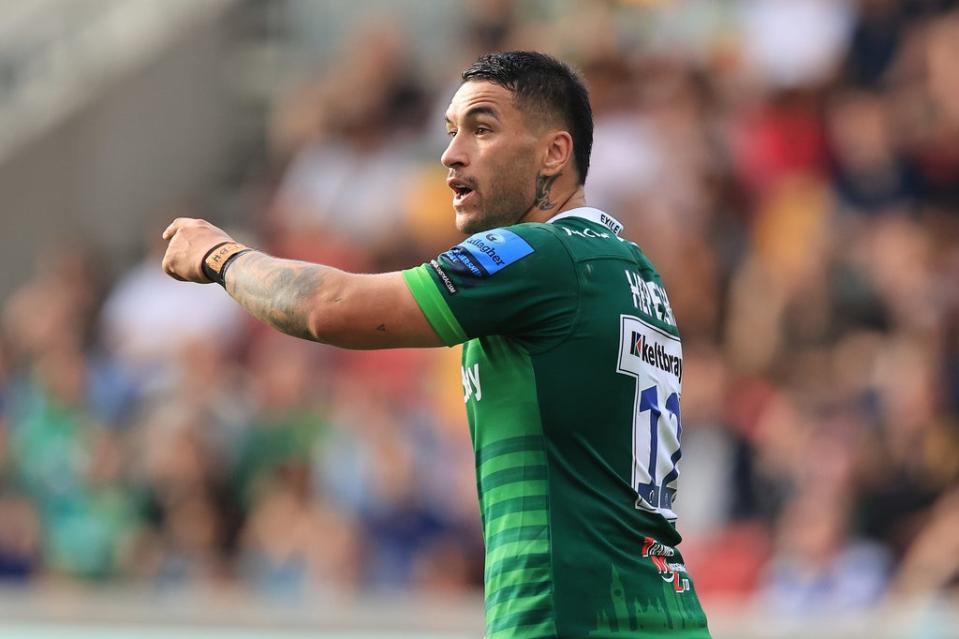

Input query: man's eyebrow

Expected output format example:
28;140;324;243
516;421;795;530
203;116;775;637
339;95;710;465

445;105;500;126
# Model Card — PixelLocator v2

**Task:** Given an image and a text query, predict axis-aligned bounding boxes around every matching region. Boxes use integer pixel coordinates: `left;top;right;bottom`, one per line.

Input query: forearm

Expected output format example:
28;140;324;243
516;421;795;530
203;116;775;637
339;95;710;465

222;251;444;349
225;251;339;341
160;216;441;348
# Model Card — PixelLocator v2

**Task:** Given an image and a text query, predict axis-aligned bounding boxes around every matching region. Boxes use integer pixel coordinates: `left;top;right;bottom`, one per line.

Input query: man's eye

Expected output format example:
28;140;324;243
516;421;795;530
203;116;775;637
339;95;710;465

475;127;490;135
447;130;457;138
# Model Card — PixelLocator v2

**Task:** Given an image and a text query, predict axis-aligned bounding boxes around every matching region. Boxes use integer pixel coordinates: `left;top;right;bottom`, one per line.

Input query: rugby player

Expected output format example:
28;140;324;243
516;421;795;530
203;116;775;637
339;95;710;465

162;51;711;638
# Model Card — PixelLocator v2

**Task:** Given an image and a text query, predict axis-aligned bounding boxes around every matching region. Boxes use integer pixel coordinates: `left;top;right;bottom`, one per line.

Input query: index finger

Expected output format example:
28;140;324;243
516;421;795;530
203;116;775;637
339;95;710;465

162;217;190;241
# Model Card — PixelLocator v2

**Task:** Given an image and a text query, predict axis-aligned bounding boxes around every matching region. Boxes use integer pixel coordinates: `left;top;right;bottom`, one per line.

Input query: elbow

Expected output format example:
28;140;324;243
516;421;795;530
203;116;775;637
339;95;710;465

299;272;403;349
303;278;352;344
307;309;374;349
304;306;326;342
305;299;341;344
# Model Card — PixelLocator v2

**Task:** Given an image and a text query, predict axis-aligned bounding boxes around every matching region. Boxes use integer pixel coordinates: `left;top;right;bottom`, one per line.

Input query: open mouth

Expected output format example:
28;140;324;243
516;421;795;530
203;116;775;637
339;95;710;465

448;178;475;205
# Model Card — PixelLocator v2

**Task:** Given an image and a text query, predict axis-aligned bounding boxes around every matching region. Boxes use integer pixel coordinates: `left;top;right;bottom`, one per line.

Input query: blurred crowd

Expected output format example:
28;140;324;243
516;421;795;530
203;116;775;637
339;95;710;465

1;0;959;618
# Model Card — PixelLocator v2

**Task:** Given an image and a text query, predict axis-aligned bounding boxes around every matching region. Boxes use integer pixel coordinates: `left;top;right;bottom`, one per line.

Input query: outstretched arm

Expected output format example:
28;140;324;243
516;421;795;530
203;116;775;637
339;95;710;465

160;217;444;349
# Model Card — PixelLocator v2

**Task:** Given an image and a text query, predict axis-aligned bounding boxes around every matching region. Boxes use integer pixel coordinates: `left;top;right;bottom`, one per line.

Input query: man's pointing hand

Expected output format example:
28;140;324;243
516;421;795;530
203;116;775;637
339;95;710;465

161;217;236;283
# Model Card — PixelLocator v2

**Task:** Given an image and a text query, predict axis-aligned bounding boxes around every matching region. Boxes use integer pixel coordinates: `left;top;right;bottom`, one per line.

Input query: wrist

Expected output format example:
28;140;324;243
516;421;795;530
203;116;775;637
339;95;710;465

202;241;255;286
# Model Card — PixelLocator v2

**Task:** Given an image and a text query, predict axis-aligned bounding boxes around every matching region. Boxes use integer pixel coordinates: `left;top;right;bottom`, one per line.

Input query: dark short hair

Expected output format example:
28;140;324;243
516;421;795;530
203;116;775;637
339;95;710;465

462;51;593;184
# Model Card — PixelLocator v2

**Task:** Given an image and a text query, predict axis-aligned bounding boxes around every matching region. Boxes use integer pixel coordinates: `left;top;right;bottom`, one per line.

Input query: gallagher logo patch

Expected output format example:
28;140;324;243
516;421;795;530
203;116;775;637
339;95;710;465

443;229;535;277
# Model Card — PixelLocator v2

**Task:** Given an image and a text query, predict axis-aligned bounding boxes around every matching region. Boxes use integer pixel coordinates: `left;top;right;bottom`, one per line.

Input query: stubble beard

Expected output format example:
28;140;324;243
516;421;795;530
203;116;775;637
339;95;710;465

456;161;536;235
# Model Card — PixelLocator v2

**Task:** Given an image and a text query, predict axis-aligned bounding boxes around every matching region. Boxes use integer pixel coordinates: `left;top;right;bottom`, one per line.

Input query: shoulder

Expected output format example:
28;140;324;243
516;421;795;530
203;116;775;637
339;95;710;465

521;217;635;263
450;224;573;274
498;221;565;244
502;222;576;257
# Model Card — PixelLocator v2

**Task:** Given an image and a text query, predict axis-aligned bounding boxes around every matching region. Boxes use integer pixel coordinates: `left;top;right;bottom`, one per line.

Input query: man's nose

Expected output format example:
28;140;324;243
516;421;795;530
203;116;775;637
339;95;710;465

441;134;468;169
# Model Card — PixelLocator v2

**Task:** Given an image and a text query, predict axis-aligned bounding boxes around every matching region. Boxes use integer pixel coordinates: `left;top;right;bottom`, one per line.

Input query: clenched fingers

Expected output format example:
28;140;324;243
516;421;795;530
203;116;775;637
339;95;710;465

160;217;234;284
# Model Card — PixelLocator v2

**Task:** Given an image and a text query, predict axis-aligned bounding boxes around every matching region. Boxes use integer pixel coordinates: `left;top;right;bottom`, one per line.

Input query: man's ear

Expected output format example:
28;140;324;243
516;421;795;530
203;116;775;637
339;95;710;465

541;130;573;177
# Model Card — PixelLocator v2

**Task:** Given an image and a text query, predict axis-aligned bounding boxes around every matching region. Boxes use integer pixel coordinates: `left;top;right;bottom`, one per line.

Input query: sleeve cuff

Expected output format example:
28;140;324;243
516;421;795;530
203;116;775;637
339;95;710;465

402;265;468;346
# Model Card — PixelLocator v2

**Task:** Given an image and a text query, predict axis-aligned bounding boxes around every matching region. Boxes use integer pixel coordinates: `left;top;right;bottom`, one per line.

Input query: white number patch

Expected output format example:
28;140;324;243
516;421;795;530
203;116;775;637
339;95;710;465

616;315;683;520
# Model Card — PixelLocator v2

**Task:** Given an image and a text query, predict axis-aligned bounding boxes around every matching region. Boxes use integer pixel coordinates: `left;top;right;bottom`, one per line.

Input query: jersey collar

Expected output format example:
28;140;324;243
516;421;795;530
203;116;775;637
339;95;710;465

544;207;624;236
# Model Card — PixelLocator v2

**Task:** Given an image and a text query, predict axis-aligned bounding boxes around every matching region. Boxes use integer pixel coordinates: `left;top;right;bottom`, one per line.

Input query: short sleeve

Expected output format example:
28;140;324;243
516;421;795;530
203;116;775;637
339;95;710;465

402;224;578;349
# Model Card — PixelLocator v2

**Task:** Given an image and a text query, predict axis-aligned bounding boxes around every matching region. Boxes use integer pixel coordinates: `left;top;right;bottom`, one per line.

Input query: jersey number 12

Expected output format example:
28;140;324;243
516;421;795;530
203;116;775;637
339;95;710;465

616;315;683;519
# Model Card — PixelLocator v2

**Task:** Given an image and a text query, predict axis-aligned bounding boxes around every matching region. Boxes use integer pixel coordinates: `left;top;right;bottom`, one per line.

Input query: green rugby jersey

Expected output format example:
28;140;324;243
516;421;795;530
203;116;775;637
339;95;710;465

402;208;710;639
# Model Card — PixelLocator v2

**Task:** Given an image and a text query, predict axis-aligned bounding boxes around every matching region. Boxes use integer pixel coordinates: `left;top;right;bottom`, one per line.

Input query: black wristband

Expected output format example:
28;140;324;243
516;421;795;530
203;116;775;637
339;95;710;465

201;242;230;283
202;241;253;286
217;248;255;287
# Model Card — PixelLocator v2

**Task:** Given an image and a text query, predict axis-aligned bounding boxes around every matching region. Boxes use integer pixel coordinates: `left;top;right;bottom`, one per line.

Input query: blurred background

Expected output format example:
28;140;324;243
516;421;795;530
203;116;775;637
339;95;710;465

0;0;958;637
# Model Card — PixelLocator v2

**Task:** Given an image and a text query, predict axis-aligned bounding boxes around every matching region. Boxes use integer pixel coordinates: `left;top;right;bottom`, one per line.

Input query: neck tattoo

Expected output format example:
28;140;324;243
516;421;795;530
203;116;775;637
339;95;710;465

534;174;560;211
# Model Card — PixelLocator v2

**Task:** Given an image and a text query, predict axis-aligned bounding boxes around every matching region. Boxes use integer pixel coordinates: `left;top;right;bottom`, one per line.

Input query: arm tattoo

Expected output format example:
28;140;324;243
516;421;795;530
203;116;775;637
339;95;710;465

534;173;560;211
225;252;328;340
